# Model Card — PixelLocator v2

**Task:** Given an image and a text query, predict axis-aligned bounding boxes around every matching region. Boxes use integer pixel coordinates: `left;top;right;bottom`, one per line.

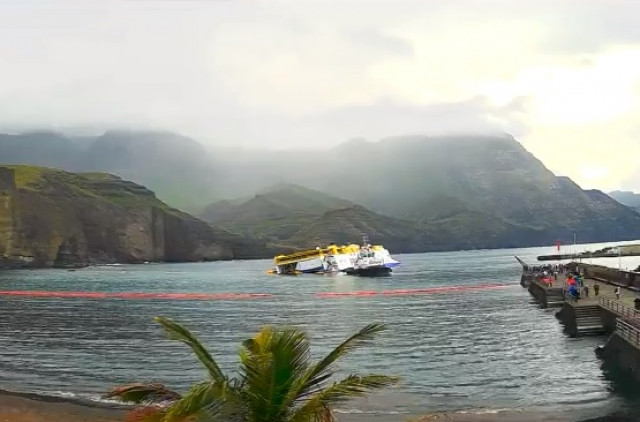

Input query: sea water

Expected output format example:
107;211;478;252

0;244;639;420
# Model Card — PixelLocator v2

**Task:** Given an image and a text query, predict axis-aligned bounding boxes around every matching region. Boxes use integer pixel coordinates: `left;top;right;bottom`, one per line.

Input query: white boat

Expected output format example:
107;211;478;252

345;242;400;277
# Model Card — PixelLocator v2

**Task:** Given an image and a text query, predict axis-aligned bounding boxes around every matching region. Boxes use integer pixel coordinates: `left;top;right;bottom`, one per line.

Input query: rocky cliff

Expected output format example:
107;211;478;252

0;166;266;269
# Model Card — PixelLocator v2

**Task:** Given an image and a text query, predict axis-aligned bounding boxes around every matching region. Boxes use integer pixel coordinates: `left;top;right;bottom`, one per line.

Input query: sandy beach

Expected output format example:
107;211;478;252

0;390;635;422
0;391;124;422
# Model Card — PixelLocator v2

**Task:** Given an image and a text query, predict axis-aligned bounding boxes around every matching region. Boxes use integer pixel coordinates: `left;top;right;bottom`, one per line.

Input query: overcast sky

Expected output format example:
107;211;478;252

1;0;640;192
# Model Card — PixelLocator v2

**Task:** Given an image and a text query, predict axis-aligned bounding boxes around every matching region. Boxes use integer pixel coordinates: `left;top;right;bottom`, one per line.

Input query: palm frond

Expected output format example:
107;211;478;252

106;383;182;404
290;324;387;401
164;381;244;422
154;316;227;383
240;326;311;422
289;375;399;422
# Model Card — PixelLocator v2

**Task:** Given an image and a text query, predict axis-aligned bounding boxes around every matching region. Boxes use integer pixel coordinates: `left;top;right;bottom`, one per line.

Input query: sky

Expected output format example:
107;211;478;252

1;0;640;192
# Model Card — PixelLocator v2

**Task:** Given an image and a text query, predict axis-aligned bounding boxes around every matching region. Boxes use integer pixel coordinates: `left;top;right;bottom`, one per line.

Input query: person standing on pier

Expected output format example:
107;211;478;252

615;286;621;300
594;283;600;296
584;284;589;298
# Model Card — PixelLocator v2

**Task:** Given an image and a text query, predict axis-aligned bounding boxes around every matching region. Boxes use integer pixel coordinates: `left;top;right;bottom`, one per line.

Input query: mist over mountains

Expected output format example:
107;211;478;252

2;130;640;252
609;190;640;212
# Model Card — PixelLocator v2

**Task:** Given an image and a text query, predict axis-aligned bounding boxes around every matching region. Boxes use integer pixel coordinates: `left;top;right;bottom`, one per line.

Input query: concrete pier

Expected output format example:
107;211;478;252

527;280;564;308
523;262;640;382
597;319;640;383
556;301;605;337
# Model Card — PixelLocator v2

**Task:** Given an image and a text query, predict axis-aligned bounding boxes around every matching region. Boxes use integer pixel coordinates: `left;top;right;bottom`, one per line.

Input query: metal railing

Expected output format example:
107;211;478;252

599;297;640;321
616;319;640;349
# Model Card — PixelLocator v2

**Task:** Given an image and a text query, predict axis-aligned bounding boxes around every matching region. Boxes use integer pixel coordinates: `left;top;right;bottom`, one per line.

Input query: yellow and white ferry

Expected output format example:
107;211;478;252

270;238;400;276
271;244;361;275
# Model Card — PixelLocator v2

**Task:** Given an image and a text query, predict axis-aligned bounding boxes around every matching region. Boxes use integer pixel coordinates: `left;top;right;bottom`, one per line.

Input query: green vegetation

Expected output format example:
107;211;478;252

5;165;50;189
200;184;358;245
196;183;575;253
107;317;398;422
4;131;640;249
4;164;179;211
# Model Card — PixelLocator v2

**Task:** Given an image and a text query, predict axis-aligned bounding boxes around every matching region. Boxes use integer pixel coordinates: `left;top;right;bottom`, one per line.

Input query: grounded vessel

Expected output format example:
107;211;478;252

270;239;399;276
271;244;361;275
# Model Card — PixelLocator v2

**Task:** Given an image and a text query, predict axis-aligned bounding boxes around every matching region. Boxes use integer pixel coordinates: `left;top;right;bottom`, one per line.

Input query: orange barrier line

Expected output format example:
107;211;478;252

316;283;510;298
0;291;273;300
0;284;510;301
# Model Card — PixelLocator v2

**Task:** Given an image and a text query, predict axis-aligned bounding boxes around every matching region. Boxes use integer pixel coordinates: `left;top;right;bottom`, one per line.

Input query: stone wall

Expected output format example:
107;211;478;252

527;281;563;308
556;302;578;336
598;333;640;383
577;263;636;287
601;308;619;334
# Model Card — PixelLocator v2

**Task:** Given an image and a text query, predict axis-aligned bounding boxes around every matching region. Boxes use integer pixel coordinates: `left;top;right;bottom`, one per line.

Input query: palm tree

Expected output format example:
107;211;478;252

107;317;398;422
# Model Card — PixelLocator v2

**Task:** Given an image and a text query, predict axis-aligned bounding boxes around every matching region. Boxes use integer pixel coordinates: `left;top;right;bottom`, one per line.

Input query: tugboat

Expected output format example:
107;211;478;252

344;236;400;277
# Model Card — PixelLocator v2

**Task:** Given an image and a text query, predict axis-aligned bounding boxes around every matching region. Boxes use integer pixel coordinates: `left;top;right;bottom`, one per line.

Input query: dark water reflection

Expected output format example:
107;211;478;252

0;245;638;419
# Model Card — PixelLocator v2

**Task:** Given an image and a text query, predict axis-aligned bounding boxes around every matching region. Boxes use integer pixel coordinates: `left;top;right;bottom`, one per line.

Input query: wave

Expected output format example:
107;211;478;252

454;407;522;415
0;388;130;409
334;408;408;415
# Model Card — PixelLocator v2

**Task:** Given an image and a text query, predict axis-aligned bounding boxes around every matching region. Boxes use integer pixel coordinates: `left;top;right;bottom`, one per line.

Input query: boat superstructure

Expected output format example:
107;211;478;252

345;242;400;276
272;244;361;275
322;244;361;272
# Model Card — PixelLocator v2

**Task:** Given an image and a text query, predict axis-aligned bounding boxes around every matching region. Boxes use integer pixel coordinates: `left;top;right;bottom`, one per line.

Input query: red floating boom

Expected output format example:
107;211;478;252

0;291;273;300
316;283;510;298
0;283;510;301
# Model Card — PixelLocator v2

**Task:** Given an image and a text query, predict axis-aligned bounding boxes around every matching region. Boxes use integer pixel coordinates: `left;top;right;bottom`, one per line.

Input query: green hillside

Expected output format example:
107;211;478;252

0;165;270;269
200;184;355;243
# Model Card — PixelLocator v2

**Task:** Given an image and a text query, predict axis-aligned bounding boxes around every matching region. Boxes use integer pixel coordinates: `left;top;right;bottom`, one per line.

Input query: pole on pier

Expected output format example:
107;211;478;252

619;247;622;270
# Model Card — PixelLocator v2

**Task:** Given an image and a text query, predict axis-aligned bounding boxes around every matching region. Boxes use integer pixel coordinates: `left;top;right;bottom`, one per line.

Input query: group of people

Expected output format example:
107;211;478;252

525;263;566;275
525;263;567;286
563;272;623;301
564;272;592;301
524;261;626;302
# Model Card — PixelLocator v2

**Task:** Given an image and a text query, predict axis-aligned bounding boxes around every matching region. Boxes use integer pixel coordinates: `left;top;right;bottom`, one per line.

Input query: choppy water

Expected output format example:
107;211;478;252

0;243;639;420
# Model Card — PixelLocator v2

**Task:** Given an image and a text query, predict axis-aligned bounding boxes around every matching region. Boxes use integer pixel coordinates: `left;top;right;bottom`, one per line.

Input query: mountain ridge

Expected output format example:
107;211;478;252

609;190;640;212
3;130;640;251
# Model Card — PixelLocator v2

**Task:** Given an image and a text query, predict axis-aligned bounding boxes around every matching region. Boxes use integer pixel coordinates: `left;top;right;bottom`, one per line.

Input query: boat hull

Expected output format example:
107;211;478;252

345;266;392;277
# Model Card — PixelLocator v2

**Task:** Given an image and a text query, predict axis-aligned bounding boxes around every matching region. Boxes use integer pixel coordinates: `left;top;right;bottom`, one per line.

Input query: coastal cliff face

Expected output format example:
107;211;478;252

0;166;264;269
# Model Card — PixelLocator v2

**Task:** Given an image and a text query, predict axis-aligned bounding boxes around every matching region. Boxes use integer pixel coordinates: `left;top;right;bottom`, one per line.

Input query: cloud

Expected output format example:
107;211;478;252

344;27;415;57
1;0;640;191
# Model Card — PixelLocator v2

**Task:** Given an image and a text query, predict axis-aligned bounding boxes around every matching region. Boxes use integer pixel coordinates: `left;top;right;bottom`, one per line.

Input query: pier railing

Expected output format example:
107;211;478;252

616;319;640;349
599;297;640;321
